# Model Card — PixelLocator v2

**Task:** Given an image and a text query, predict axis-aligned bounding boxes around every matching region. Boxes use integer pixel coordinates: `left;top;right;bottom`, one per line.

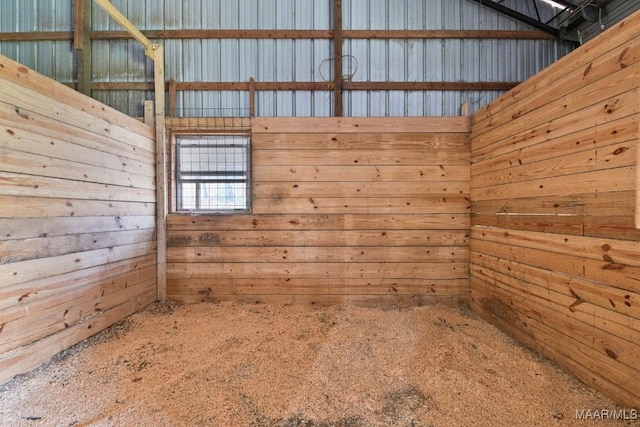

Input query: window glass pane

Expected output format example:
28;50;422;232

179;183;197;210
199;183;247;210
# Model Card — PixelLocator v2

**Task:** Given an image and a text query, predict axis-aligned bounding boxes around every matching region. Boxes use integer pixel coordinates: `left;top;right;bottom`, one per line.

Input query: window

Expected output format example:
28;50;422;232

175;134;250;213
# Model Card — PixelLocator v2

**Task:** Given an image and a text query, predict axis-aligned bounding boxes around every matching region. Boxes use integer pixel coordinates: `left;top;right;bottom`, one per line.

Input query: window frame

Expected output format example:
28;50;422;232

172;132;251;214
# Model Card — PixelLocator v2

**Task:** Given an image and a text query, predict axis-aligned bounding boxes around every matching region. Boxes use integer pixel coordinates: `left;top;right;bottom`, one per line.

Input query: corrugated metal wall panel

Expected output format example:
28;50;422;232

144;0;162;30
0;0;71;81
0;0;589;117
341;0;576;116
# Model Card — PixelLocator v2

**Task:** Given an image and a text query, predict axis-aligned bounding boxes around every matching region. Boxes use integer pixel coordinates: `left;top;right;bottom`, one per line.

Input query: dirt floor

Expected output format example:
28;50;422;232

0;302;636;427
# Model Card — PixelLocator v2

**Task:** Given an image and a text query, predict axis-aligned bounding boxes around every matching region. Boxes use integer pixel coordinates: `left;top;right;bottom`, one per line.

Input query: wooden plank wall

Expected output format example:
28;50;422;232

0;54;157;384
167;117;470;307
470;11;640;408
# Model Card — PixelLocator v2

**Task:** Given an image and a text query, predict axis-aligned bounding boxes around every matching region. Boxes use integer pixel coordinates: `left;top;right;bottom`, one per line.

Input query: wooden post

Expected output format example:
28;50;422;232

93;0;167;301
154;45;168;302
249;77;256;117
333;0;343;117
144;100;155;127
460;102;469;116
168;78;177;117
74;0;92;96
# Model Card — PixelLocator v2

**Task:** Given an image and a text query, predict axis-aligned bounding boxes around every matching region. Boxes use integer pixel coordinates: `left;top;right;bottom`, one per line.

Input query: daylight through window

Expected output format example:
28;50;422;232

175;134;250;212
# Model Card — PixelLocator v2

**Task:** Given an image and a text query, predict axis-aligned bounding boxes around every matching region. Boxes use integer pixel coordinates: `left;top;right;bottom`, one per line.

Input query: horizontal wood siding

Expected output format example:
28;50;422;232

0;54;157;384
167;117;470;307
470;11;640;408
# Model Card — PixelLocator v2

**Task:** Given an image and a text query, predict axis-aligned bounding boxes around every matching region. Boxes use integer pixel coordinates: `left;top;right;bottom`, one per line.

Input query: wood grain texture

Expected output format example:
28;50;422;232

470;279;639;408
167;213;469;231
168;117;471;304
253;132;470;150
0;255;156;312
0;54;152;139
637;111;640;229
0;54;157;384
470;264;640;370
0;285;156;386
469;12;640;407
252;149;469;166
167;278;469;297
252;196;470;214
0;196;154;218
472;10;640;134
252;117;470;134
0;29;556;42
169;293;468;307
166;246;469;264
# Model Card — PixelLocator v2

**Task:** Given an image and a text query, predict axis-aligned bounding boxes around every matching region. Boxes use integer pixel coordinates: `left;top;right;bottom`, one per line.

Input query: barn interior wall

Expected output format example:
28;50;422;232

0;53;157;384
166;117;471;306
469;11;640;408
0;1;638;410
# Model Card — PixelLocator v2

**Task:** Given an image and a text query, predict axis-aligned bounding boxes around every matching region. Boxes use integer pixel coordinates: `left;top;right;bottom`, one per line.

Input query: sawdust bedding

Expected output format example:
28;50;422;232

0;301;632;426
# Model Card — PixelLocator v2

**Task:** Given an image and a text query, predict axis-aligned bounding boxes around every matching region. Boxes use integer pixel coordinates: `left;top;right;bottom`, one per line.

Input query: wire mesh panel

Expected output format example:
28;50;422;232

175;134;250;212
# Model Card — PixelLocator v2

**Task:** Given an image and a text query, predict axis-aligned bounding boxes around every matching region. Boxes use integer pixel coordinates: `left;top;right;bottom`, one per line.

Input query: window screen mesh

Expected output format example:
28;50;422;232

176;135;250;212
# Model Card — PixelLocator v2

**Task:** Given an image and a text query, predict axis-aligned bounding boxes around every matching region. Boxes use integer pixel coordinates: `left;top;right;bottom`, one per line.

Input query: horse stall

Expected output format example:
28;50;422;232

469;8;640;411
0;54;157;383
0;6;639;427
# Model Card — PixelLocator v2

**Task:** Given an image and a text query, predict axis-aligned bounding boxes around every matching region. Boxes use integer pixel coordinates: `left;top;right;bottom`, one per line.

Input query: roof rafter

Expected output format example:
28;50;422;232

468;0;562;38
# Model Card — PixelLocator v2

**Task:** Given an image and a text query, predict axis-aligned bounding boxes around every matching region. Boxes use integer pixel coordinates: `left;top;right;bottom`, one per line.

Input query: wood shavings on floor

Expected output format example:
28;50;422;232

0;302;632;426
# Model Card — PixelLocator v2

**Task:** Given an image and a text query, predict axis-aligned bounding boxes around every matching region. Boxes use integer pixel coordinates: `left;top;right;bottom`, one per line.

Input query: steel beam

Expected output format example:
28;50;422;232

469;0;561;38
